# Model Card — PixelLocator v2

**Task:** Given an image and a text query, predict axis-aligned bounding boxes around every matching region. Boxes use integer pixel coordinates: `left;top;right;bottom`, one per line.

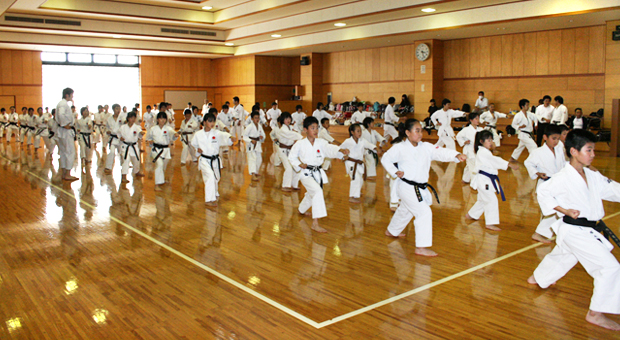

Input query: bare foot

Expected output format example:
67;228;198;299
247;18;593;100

299;210;312;216
462;180;469;184
486;225;501;231
367;177;376;181
385;230;406;238
531;233;553;244
104;169;112;174
281;187;292;192
390;206;398;212
415;247;438;257
586;311;620;331
527;275;537;285
509;157;518;163
466;213;477;220
349;197;361;203
205;201;218;207
154;185;163;192
121;177;129;183
135;172;145;177
292;187;300;191
63;176;79;182
252;174;259;181
311;220;327;233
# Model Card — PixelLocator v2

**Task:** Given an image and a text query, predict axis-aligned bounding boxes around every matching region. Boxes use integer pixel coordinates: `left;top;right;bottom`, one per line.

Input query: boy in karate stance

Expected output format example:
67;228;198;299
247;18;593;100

524;125;566;243
430;99;466;150
528;129;620;331
243;111;266;181
146;112;178;191
119;112;144;183
340;123;378;203
76;107;94;165
318;117;339;171
289;116;349;233
179;109;199;165
509;99;538;162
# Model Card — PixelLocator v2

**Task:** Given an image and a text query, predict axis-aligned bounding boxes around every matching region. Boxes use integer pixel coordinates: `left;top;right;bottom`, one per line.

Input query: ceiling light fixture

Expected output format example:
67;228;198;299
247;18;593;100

225;43;234;46
334;23;346;27
202;6;212;10
421;8;436;13
271;34;282;38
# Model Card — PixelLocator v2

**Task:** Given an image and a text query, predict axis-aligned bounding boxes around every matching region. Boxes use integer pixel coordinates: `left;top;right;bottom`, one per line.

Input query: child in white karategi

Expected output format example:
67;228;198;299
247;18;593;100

288;116;349;233
94;105;107;148
6;107;20;143
480;104;508;147
276;112;303;191
0;108;8;139
430;99;466;150
231;97;245;145
32;107;46;150
119;112;144;182
243;111;266;181
340;123;377;203
18;108;28;144
104;104;124;174
510;99;538;162
456;112;483;184
146;112;179;191
76;107;94;164
528;129;620;331
361;117;386;180
179;109;200;165
524;124;566;243
351;103;370;125
191;113;236;207
466;130;516;231
45;110;58;156
381;118;466;256
312;102;333;122
386;130;405;212
292;105;306;133
318;118;338;171
25;108;37;147
383;97;399;141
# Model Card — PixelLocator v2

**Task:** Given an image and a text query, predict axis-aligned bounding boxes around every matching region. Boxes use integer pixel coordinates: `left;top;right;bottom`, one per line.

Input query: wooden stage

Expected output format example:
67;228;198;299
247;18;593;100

0;125;619;339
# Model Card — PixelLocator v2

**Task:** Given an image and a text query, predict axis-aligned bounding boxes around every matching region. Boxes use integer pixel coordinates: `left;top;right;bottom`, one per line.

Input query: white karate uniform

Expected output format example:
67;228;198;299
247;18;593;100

6;112;20;142
119;123;142;175
243;123;266;175
166;109;175;128
351;110;369;125
191;129;233;202
277;124;303;189
76;117;94;161
25;114;37;145
179;118;200;164
245;110;267;127
55;99;76;171
318;127;335;170
313;109;333;121
551;104;568;125
143;110;155;132
524;143;566;238
289;138;343;219
475;97;488;111
383;104;399;139
572;117;584;130
480;110;507;147
456;124;483;183
431;108;466;150
467;147;509;225
45;115;58;154
231;105;245;140
532;164;620;314
146;125;177;185
202;104;209;115
341;137;376;198
105;114;124;170
267;108;282;130
0;112;8;138
33;115;47;148
536;104;554;124
292;111;306;132
218;110;233;131
381;141;460;246
361;128;385;178
19;113;28;143
510;110;538;160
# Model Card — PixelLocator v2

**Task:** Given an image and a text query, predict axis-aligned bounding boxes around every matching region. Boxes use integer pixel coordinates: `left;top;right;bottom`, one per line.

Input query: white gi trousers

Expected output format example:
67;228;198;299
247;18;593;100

389;176;400;205
511;132;537;160
34;132;43;148
26;129;36;145
467;177;500;225
322;158;332;171
278;148;300;189
345;160;364;198
7;126;19;142
387;182;433;247
154;158;169;185
533;223;620;314
247;148;261;175
384;124;398;140
0;124;4;138
435;135;456;150
199;156;220;203
535;211;558;239
121;144;140;175
43;135;56;154
58;136;76;171
364;151;378;177
462;157;475;183
105;144;120;170
79;134;94;161
181;138;197;164
298;175;327;219
19;127;27;143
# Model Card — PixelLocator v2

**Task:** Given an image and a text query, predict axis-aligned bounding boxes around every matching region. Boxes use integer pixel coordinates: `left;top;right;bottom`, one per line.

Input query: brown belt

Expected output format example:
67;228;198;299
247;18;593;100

279;142;293;150
347;157;366;181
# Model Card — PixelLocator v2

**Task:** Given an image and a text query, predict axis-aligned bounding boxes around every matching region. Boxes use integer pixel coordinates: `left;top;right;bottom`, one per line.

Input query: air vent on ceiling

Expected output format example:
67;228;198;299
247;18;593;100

5;15;81;26
161;27;216;37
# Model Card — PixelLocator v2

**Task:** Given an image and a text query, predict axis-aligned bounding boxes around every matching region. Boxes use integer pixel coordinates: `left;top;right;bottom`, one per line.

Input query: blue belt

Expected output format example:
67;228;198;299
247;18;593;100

479;170;506;201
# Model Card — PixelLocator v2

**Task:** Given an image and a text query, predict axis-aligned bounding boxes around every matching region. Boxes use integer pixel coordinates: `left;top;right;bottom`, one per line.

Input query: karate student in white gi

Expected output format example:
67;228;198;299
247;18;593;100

104;104;124;174
76;107;94;164
456;112;483;184
318;117;339;171
191;113;236;207
312;102;333;122
276;112;303;192
243;111;266;181
528;129;620;331
146;112;179;191
18;107;28;144
6;106;20;143
510;99;538;162
33;107;48;150
288;116;349;233
361;117;386;180
383;97;399;141
142;105;155;134
381;119;466;256
551;95;568;125
351;103;370;125
473;91;488;113
25;108;37;147
524;125;566;243
45;109;58;157
231;97;245;145
0;108;8;139
466;130;517;231
179;109;200;165
340;123;378;203
201;99;210;115
386;131;405;212
55;88;78;181
480;104;508;147
119;111;144;183
430;99;466;150
291;105;306;133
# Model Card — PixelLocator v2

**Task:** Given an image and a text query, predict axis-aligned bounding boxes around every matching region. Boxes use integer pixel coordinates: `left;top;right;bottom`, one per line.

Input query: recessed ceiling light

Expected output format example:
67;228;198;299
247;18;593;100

112;35;122;38
271;34;282;38
421;8;436;13
225;43;234;46
334;23;346;27
202;6;212;10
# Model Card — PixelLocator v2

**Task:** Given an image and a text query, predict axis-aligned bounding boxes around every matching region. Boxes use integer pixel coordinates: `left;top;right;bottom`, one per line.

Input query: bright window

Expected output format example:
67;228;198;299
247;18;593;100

67;53;92;63
41;52;66;62
117;55;138;65
93;54;116;64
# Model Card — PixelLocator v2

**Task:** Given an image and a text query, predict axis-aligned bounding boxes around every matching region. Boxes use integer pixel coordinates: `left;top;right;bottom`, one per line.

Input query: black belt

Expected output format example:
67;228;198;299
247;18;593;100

81;133;92;149
108;134;118;147
479;170;506;201
368;149;378;167
26;126;35;131
8;122;18;127
385;122;395;127
152;143;168;163
520;130;534;139
400;178;440;203
200;154;221;180
35;127;47;136
249;136;260;150
306;165;324;188
180;132;193;145
123;141;139;161
563;216;620;247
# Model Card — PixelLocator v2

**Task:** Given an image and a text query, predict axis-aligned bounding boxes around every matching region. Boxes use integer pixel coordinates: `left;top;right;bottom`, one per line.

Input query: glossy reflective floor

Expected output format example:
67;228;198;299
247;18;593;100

0;128;619;339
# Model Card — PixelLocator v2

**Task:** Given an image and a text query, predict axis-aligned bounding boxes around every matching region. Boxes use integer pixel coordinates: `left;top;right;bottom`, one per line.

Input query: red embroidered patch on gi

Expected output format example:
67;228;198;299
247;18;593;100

164;131;167;134
212;136;216;139
133;131;137;134
317;149;320;153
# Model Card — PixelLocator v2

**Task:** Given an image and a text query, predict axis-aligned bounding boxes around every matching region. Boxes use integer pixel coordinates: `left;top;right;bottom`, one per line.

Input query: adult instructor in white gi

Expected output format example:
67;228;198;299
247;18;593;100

56;87;78;181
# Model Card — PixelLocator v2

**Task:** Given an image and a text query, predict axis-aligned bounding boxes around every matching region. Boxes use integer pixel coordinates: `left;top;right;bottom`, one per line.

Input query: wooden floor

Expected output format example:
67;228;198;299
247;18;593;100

0;126;619;339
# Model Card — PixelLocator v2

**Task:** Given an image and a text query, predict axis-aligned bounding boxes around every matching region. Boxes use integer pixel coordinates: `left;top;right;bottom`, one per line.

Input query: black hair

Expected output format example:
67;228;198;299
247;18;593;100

156;112;167;120
474;130;494;153
518;99;529;109
320;118;329;126
296;105;302;111
478;91;484;95
37;107;42;112
135;103;140;107
543;95;552;101
558;124;569;134
233;96;240;102
554;96;564;104
468;112;479;122
362;117;374;129
539;99;544;104
112;103;120;110
80;107;88;115
222;104;229;110
250;111;259;119
280;111;292;124
357;103;364;108
28;107;34;112
303;116;319;129
442;99;451;106
388;97;396;104
0;108;4;112
393;118;421;142
544;124;561;137
71;106;75;109
159;102;167;111
250;104;258;112
208;108;218;115
183;108;192;116
575;107;583;113
192;106;199;112
272;102;277;106
348;123;361;137
146;105;152;110
21;107;27;111
62;87;74;99
203;113;216;123
565;129;596;159
127;111;137;120
51;109;56;115
430;99;436;103
316;102;323;110
188;102;192;106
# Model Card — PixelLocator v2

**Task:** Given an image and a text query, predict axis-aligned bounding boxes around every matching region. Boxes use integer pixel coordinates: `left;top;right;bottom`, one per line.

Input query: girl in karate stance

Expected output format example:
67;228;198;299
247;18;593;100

456;112;483;184
466;130;517;230
361;117;386;180
276;112;303;192
76;107;94;165
146;112;178;191
381;119;466;256
243;111;266;181
288;116;349;233
119;112;144;183
340;123;378;203
480;104;508;147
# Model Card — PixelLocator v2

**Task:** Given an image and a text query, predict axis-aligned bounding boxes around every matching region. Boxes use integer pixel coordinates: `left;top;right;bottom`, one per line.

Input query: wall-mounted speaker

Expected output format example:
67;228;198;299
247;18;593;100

300;56;310;65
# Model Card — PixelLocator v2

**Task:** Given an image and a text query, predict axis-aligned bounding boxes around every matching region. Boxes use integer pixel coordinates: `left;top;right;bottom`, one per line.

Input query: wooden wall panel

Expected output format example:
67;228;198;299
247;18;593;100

604;20;620;128
0;50;42;109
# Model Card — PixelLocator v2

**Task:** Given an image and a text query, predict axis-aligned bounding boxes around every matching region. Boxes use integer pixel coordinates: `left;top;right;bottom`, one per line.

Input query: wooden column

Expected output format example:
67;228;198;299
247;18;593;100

414;39;443;121
300;53;323;113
